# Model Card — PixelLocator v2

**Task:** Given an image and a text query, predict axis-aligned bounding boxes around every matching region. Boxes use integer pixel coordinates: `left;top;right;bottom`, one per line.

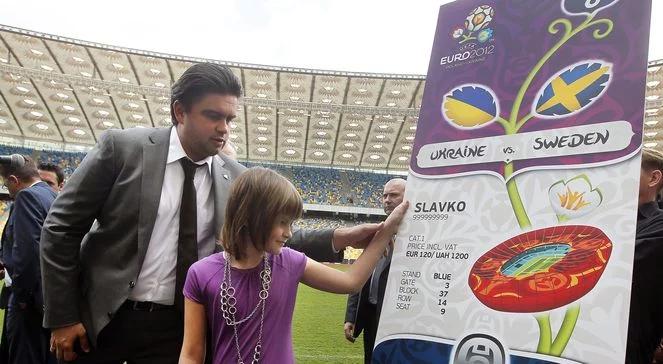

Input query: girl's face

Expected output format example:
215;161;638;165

266;216;294;255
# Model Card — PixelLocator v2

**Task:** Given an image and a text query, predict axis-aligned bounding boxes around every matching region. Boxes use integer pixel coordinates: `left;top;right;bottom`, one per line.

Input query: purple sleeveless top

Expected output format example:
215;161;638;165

183;248;307;364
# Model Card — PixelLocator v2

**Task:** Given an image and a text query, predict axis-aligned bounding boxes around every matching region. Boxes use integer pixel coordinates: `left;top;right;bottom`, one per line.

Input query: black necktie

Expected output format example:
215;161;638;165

175;158;202;310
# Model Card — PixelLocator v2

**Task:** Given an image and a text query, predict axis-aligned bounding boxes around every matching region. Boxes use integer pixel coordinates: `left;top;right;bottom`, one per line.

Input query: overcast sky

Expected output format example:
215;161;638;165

0;0;660;75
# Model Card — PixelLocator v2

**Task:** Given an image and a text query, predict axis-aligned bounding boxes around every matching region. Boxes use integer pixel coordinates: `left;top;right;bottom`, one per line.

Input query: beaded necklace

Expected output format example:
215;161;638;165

220;252;272;364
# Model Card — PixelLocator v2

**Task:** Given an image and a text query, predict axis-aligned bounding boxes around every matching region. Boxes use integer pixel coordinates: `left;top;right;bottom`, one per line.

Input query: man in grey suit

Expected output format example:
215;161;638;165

40;63;380;363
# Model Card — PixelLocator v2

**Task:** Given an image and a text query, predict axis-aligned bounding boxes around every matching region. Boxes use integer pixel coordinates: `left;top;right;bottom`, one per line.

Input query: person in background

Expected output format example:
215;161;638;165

343;178;406;364
626;148;663;364
0;155;56;364
37;163;64;193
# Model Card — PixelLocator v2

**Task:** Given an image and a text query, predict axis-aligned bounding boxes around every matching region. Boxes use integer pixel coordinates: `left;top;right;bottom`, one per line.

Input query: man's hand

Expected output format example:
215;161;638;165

383;201;409;234
344;322;355;343
333;223;383;251
50;322;90;362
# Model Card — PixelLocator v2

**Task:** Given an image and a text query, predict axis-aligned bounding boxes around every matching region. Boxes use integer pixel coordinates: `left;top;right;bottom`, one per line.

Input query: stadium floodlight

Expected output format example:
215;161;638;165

14;86;30;94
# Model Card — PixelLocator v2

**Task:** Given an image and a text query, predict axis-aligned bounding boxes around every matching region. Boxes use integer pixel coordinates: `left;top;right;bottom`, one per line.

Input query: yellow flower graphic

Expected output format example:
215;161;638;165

548;175;602;220
557;186;592;211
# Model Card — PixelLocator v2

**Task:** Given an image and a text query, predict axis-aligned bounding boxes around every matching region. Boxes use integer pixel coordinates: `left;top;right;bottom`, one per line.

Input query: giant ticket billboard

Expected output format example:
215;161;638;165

374;0;652;363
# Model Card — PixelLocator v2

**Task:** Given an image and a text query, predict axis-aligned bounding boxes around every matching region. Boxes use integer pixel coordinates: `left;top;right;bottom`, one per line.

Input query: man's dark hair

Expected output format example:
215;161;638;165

170;63;243;125
0;155;39;182
642;148;663;193
38;162;65;185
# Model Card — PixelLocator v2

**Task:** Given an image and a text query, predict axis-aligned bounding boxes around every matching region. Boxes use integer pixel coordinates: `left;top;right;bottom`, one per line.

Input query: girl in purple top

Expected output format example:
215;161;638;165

179;167;407;364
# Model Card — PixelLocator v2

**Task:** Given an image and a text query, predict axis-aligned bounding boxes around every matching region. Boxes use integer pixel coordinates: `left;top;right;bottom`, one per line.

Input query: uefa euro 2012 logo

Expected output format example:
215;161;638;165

441;5;496;67
451;5;495;44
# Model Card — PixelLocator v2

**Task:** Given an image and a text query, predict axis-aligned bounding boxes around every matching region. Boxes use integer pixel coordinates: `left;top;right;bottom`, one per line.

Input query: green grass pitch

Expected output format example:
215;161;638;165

292;263;365;363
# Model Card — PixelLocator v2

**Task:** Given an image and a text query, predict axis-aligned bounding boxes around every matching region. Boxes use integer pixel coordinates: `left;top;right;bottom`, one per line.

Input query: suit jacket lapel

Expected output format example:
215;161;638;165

137;128;170;267
211;156;231;252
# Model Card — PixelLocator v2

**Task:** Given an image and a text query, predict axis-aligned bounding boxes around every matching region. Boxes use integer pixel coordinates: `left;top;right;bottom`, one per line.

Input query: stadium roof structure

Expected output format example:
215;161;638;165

0;25;661;171
645;59;663;149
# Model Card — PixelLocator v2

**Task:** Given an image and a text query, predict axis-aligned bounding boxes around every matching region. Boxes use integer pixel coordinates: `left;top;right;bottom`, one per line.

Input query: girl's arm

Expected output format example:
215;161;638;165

179;298;207;364
301;201;409;294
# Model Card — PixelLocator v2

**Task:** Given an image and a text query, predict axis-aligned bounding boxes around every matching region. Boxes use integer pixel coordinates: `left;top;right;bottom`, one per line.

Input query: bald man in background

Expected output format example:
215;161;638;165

343;178;406;364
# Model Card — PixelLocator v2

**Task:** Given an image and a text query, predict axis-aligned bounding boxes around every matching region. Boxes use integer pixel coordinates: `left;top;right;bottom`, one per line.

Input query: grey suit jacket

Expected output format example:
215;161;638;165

40;127;338;345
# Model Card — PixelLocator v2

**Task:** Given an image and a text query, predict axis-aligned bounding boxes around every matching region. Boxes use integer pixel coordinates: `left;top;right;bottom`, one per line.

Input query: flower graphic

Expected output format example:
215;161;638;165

562;0;620;16
451;26;465;39
477;28;493;43
465;5;494;32
548;175;603;220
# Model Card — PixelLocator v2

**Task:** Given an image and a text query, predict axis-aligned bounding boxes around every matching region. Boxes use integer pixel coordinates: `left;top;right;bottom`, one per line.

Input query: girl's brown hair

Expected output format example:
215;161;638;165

221;167;303;260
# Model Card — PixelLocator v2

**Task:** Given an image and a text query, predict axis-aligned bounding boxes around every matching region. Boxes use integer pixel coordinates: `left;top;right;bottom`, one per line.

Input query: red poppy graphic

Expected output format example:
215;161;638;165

469;225;612;313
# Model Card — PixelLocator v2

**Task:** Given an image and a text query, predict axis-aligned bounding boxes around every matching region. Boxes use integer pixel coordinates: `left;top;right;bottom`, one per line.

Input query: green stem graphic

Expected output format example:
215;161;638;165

536;313;553;354
557;214;570;223
504;162;531;228
460;35;477;43
499;13;615;358
515;113;535;133
535;305;581;356
509;17;585;125
500;14;614;235
508;15;614;126
550;305;581;356
496;117;511;130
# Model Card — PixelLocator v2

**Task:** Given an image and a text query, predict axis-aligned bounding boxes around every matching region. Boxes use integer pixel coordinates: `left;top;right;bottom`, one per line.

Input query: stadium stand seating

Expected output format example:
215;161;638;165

0;146;399;208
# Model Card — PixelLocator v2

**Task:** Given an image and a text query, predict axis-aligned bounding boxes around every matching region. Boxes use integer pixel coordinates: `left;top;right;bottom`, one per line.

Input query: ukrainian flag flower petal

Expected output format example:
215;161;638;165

562;0;619;16
442;84;499;129
533;60;612;119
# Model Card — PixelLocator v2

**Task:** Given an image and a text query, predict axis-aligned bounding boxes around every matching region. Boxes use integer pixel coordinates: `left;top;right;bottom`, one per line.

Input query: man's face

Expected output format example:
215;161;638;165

174;93;238;161
39;169;61;192
382;181;405;215
2;175;19;199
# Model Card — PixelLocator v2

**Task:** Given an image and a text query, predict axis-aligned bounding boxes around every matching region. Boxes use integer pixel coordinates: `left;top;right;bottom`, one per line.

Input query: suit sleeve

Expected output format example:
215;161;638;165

345;292;359;323
40;131;117;328
287;228;342;263
10;190;44;304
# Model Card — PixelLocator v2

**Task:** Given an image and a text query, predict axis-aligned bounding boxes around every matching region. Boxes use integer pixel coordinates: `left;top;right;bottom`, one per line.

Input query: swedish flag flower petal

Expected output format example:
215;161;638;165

442;85;499;129
533;60;612;119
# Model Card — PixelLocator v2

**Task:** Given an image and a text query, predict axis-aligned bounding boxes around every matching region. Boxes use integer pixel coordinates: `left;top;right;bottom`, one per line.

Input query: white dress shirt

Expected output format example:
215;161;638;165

129;128;215;305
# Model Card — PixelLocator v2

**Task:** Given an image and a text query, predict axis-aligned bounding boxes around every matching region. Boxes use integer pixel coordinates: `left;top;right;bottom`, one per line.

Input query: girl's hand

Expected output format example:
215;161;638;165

383;200;409;233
